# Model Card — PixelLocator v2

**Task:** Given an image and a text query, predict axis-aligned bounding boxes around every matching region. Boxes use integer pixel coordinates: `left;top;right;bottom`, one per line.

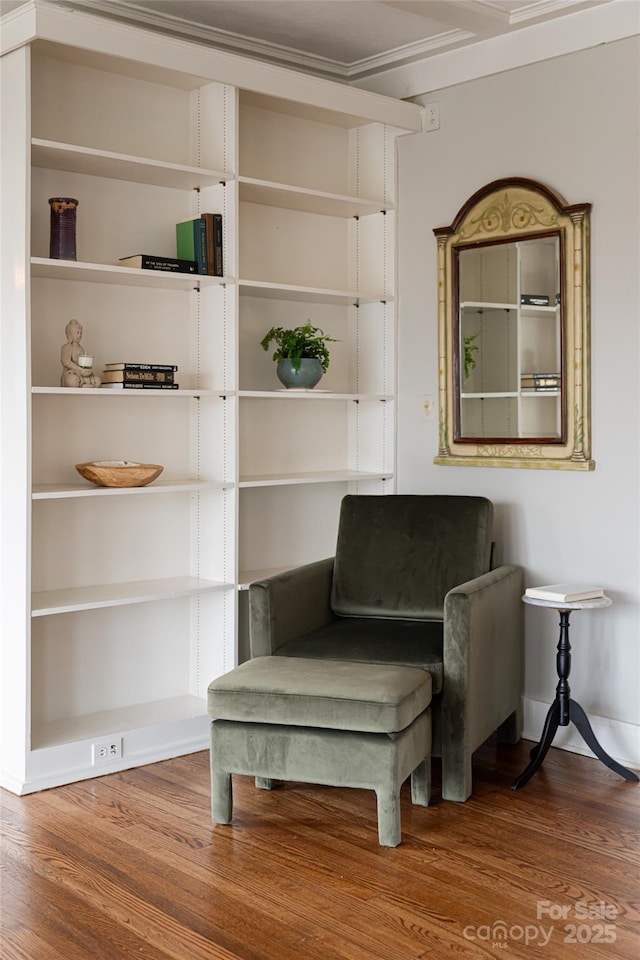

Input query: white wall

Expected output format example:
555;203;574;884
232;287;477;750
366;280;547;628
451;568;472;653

395;37;640;767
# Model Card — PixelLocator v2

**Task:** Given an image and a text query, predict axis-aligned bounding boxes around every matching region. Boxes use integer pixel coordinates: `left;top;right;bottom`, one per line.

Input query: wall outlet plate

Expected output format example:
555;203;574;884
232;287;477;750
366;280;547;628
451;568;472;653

425;102;440;131
92;737;123;765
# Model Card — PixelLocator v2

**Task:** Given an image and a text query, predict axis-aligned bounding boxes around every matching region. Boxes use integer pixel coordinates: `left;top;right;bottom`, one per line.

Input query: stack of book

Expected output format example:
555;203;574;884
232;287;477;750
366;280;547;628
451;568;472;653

100;363;179;390
521;372;561;392
176;213;223;277
524;584;605;602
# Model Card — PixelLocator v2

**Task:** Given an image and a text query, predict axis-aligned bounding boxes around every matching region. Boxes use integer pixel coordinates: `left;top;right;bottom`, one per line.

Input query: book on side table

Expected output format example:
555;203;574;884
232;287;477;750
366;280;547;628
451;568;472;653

524;584;605;602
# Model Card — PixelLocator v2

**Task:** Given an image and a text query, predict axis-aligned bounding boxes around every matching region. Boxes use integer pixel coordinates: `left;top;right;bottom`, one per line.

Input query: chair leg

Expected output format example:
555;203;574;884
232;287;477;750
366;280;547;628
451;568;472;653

211;771;233;823
255;777;274;790
375;788;402;847
497;704;523;744
410;758;431;807
441;748;472;802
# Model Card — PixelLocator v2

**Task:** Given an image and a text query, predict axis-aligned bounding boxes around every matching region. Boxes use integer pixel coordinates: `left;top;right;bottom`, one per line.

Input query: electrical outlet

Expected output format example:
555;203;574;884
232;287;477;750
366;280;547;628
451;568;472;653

422;395;435;420
92;737;123;765
425;101;440;131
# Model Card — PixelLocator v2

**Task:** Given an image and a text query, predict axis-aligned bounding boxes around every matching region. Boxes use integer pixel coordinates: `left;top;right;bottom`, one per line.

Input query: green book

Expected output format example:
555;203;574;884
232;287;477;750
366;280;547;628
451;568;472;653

176;217;208;275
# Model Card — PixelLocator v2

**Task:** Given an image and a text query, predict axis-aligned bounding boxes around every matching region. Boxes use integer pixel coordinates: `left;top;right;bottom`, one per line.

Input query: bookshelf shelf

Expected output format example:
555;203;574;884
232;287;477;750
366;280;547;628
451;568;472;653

32;386;228;397
238;390;392;401
238;279;388;305
32;138;231;189
520;305;558;315
32;695;208;751
31;257;227;289
32;479;231;499
460;301;519;311
520;390;561;397
32;577;231;617
239;470;393;488
460;391;519;399
238;176;388;218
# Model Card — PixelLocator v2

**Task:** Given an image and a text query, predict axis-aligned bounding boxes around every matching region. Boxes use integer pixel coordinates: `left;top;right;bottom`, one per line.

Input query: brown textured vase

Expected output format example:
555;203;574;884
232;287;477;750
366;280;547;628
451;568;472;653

49;197;79;260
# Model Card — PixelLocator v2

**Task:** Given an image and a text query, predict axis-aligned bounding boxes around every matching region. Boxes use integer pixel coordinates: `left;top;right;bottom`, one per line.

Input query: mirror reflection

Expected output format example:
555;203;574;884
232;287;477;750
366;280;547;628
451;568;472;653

456;235;561;441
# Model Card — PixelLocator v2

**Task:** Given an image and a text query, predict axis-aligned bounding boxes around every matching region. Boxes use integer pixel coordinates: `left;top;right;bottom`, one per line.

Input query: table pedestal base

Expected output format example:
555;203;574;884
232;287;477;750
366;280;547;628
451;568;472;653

512;697;639;789
512;608;639;790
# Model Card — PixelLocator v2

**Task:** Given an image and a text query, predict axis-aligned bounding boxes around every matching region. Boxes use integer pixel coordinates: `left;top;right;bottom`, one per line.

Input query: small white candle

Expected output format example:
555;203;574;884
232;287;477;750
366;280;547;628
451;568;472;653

78;354;93;368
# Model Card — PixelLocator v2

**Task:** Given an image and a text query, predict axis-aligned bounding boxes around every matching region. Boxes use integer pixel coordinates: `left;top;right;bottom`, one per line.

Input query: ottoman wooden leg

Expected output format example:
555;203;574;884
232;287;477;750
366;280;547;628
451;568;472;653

410;757;431;807
375;788;402;847
211;771;233;823
255;777;274;790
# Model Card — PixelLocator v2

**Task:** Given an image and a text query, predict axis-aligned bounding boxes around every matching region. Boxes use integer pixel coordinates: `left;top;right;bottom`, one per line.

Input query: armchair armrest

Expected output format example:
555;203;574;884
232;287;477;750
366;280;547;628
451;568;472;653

249;557;336;657
441;564;524;800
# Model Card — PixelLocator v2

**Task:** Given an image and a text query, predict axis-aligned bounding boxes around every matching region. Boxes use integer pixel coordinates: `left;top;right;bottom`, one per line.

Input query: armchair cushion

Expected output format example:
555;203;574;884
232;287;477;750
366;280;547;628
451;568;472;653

275;617;444;694
331;495;493;620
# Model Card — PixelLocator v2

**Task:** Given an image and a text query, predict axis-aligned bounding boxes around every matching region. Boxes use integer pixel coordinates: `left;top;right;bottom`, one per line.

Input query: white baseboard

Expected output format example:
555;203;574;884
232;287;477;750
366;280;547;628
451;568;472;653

523;698;640;772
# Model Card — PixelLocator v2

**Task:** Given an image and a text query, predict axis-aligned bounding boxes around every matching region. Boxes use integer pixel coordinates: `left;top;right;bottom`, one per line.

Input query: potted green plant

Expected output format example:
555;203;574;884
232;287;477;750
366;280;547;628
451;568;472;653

463;333;479;380
260;322;338;389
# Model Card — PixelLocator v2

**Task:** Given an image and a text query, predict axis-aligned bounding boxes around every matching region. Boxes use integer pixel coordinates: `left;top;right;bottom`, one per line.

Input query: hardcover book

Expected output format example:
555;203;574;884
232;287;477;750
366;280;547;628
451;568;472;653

100;382;179;390
103;363;178;372
521;294;551;306
101;370;174;384
202;212;223;277
118;254;198;273
176;218;208;275
524;584;605;602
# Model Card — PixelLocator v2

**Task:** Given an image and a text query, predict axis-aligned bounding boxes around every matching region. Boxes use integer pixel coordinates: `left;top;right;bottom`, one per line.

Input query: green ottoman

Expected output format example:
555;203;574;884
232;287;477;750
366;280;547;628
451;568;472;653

207;656;432;847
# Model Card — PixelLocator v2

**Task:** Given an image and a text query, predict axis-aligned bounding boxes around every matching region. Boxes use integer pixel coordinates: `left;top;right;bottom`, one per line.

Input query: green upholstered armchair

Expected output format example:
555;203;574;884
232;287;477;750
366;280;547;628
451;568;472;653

249;494;524;802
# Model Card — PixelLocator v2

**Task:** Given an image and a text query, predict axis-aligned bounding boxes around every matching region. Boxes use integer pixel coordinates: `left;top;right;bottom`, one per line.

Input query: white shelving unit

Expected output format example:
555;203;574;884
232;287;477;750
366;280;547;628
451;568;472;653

458;237;561;439
0;0;421;794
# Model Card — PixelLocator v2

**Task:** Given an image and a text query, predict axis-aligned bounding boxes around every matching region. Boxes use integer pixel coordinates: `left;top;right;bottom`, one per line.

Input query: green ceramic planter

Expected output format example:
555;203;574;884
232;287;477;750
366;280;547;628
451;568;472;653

276;358;324;389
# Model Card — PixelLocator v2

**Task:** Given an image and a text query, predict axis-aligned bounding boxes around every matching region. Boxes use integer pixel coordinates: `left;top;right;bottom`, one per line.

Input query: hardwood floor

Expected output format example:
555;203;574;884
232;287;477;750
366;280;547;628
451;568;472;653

2;739;639;960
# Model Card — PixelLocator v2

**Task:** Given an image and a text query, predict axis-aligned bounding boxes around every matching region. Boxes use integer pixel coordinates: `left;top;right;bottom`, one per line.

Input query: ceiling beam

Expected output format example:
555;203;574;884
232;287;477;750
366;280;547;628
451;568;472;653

380;1;511;36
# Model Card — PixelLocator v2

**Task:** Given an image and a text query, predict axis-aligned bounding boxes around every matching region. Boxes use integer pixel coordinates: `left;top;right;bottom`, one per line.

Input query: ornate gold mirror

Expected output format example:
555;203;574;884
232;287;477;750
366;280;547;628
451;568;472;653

434;178;594;470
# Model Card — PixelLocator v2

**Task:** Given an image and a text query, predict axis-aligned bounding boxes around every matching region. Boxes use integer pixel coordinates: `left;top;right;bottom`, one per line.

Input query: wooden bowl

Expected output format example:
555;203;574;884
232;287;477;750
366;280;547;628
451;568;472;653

75;460;163;488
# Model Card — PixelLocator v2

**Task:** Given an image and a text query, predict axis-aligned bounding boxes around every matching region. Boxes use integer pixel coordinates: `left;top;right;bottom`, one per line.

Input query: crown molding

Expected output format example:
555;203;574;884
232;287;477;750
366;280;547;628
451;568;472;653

3;0;629;88
353;0;639;97
509;0;598;24
17;0;480;81
46;0;351;78
345;29;476;79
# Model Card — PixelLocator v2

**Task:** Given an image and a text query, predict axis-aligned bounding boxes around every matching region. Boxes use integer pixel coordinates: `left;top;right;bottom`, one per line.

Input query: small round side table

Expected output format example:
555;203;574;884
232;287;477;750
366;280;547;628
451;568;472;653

512;595;639;790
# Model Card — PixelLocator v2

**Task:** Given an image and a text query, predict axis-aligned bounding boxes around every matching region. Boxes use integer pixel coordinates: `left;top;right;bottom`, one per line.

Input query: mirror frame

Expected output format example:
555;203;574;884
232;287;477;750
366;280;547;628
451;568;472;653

433;177;594;470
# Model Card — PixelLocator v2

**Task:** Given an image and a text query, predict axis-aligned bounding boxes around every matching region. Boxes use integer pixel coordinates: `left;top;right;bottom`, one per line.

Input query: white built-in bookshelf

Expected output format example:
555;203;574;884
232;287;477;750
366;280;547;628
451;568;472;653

0;0;421;793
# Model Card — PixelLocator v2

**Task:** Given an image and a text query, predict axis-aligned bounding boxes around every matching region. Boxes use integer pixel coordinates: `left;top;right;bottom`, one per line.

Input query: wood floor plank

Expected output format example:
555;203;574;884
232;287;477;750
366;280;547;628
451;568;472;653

1;739;638;960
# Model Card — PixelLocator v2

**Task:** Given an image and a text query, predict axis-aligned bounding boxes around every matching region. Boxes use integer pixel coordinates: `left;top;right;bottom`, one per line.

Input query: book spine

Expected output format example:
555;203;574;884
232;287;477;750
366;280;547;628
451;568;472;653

101;382;180;390
103;371;175;384
213;214;223;277
194;217;208;275
203;214;214;276
103;364;178;372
